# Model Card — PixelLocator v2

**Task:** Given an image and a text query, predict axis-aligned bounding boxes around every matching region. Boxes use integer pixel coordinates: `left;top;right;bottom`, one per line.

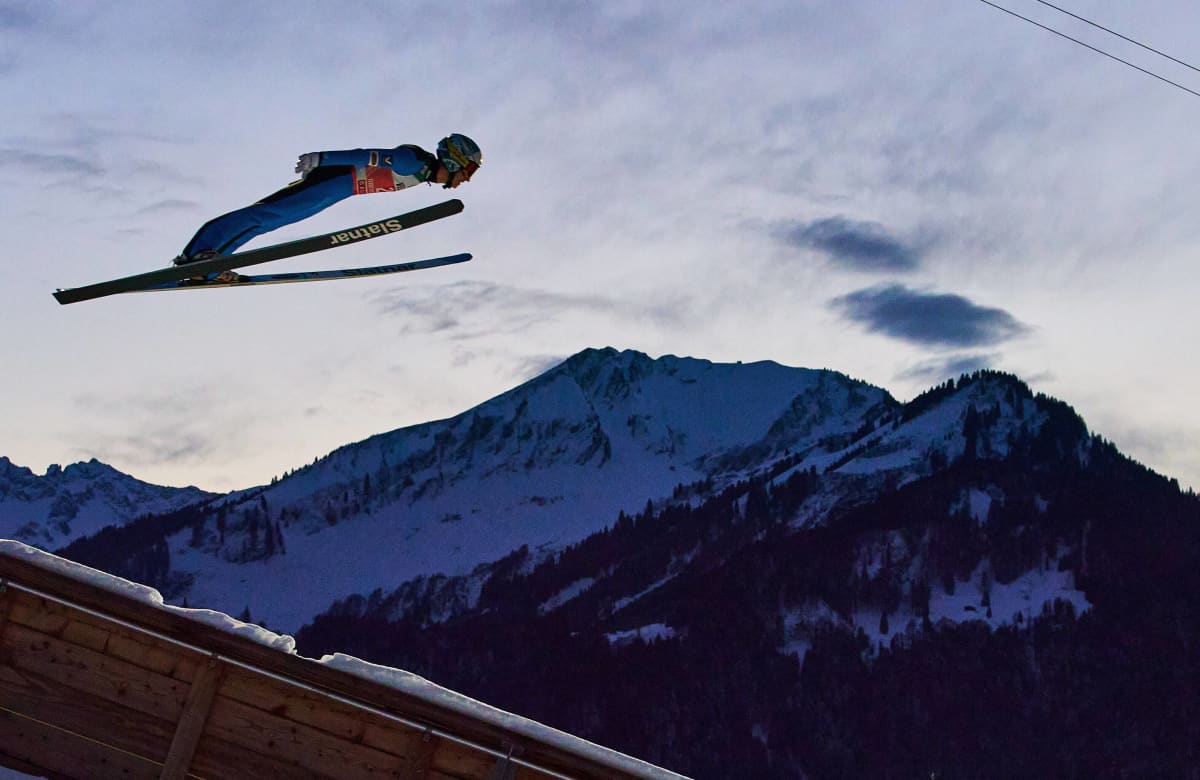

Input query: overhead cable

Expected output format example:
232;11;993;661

977;0;1200;100
1033;0;1200;75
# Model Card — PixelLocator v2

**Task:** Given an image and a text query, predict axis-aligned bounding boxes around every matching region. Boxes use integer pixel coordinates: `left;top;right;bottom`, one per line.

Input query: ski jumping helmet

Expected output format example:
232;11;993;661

437;133;482;177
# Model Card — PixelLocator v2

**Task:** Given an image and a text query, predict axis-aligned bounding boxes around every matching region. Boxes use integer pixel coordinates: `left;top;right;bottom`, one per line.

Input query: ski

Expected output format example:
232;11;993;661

53;198;464;305
131;254;472;293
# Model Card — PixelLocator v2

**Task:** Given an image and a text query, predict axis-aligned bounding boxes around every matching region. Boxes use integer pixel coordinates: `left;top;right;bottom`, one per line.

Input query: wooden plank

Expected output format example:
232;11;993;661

217;665;424;757
202;692;414;779
105;628;192;679
188;732;332;780
0;707;161;779
430;738;501;780
514;765;554;780
0;681;168;778
402;729;437;779
2;621;193;723
7;593;191;680
0;651;177;763
0;580;12;641
59;611;114;653
0;633;177;748
160;654;224;780
0;749;74;780
427;771;471;780
6;595;70;637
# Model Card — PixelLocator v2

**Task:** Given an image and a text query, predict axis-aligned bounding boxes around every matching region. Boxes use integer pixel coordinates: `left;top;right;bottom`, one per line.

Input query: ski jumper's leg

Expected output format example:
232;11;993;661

182;166;354;257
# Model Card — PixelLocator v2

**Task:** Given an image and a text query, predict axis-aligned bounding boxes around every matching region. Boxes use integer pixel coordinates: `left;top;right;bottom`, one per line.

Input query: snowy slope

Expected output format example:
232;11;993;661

164;348;893;632
0;456;213;548
285;368;1107;735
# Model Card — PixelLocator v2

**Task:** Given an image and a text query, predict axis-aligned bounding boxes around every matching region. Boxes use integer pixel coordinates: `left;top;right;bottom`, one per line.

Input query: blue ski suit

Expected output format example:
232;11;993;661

182;145;438;258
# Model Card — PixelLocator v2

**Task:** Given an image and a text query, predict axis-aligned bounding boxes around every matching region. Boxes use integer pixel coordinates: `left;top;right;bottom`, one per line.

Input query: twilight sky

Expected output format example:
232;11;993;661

2;0;1198;492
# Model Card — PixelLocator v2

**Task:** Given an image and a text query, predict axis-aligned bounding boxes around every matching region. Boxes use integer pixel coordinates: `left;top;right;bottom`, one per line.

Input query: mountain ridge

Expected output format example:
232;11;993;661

290;369;1199;778
43;349;1082;636
0;454;214;548
16;347;1199;778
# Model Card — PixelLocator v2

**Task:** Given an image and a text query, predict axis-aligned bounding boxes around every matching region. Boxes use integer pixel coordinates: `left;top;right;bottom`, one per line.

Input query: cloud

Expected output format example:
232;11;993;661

1094;419;1200;491
510;353;570;382
830;284;1030;348
369;280;691;340
126;157;204;186
27;114;189;148
69;385;254;472
779;216;922;272
0;148;105;176
133;198;201;216
78;430;218;470
896;353;1000;384
0;4;36;30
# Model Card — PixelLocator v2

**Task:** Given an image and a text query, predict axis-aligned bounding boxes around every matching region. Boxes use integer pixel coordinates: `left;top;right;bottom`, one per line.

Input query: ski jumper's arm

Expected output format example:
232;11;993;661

312;146;436;194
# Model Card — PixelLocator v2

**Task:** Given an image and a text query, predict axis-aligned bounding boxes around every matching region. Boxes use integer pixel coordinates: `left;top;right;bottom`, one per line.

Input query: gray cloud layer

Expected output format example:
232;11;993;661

831;284;1029;348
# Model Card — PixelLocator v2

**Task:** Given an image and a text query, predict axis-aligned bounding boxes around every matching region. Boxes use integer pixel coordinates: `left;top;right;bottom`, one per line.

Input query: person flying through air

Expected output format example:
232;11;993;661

174;133;482;281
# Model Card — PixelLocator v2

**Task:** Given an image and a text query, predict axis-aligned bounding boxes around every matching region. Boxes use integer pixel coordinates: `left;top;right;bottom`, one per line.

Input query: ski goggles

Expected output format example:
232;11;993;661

442;143;481;176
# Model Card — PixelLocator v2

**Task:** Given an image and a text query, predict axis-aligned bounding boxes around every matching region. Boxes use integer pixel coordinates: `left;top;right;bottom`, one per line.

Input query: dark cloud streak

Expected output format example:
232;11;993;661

831;284;1029;348
897;353;999;384
133;198;201;216
0;148;105;176
780;216;922;272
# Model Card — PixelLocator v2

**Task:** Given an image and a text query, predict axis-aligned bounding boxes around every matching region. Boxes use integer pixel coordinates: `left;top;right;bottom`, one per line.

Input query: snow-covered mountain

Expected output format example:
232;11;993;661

54;347;1084;638
0;456;213;548
40;350;1072;631
33;347;1200;777
286;362;1199;778
132;348;895;631
298;364;1087;645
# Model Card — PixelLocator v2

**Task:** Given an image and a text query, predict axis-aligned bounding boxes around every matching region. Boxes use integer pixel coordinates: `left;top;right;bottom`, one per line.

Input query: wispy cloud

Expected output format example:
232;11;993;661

897;353;999;384
509;353;570;382
830;284;1030;348
69;385;254;472
1085;415;1200;491
77;430;218;470
778;216;923;272
0;148;105;176
133;198;201;216
369;280;692;340
126;157;203;186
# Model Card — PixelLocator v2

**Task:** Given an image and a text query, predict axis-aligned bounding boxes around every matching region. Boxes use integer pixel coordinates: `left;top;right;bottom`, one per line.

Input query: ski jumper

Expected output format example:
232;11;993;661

182;145;437;257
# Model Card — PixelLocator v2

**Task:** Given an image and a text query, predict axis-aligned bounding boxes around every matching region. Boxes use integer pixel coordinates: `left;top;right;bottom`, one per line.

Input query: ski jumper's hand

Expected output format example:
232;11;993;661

294;152;321;178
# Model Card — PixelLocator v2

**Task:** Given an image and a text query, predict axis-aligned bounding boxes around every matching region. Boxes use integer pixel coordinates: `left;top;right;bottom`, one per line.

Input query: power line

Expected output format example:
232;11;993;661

977;0;1200;100
1033;0;1200;75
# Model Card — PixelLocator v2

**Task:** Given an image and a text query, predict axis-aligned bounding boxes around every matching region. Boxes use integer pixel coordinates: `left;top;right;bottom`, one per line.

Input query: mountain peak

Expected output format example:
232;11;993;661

0;456;213;549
